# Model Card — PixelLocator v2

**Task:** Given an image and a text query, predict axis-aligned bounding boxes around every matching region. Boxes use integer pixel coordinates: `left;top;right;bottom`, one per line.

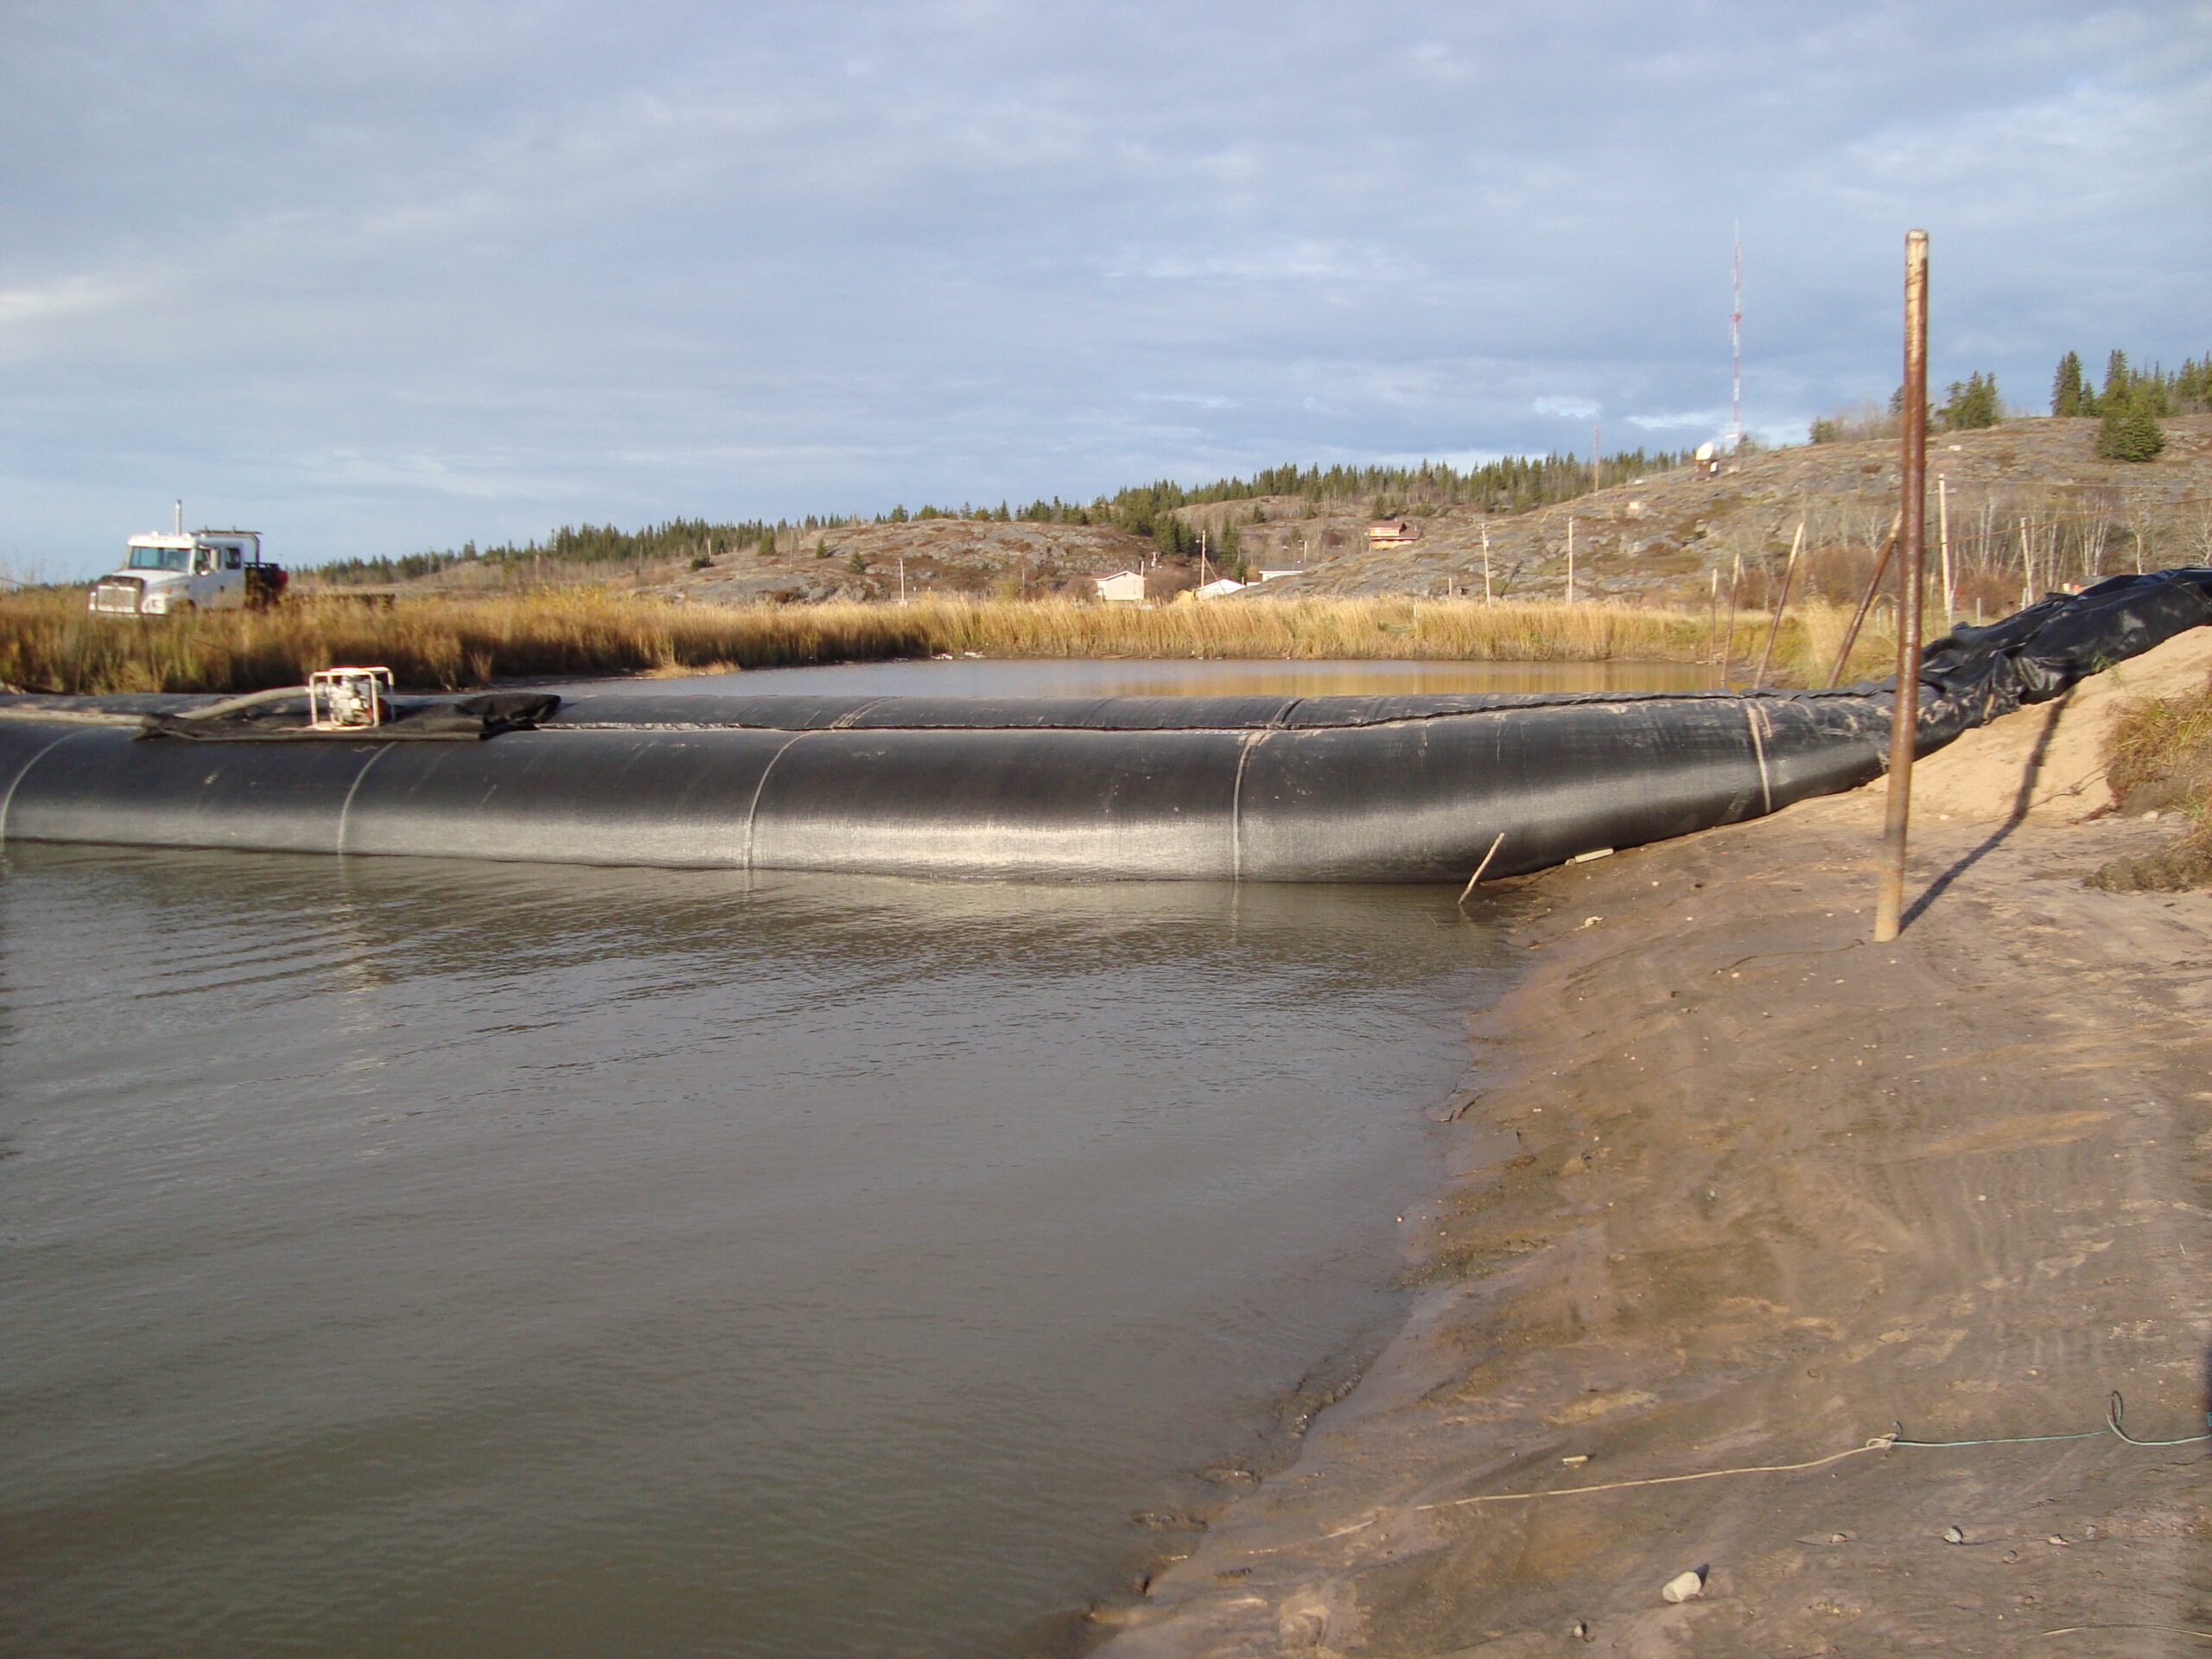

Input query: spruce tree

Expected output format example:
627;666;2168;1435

2050;352;2087;416
2095;386;2167;461
1937;372;1999;430
2101;349;2132;409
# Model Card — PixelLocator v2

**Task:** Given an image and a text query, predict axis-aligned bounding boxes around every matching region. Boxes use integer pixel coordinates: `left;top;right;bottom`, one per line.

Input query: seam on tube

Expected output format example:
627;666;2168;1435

744;730;812;871
1230;729;1268;881
1744;700;1774;815
0;730;86;840
334;744;397;855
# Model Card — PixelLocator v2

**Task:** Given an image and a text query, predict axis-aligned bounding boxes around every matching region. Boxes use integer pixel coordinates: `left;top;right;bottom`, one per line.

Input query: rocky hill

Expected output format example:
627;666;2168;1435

322;416;2212;611
652;416;2211;611
1242;415;2212;610
673;517;1155;605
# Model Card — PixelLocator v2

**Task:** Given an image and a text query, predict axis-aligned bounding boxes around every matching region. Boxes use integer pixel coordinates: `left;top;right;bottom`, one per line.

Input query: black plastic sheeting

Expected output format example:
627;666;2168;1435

138;690;563;741
4;569;2207;883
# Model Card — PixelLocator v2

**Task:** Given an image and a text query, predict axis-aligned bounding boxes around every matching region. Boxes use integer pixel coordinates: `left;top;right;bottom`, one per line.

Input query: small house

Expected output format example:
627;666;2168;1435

1193;578;1248;601
1093;569;1147;606
1367;519;1418;549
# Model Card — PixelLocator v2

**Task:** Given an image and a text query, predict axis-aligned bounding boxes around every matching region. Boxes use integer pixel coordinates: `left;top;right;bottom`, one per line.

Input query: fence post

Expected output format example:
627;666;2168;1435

1873;229;1929;944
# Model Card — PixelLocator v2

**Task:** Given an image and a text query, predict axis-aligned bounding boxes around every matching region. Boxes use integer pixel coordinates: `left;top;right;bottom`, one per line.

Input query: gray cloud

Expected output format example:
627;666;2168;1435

3;0;2207;573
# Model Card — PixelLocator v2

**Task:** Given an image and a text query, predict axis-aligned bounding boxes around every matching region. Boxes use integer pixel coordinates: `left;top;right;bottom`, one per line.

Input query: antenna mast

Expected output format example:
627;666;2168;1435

1729;225;1745;454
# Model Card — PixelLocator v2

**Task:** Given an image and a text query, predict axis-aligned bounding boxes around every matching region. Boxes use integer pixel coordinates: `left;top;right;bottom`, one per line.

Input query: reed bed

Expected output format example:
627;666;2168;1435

2;588;1898;696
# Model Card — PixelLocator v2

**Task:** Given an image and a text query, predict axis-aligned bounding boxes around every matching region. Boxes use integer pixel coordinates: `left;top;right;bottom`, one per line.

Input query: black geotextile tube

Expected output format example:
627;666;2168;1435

3;569;2207;882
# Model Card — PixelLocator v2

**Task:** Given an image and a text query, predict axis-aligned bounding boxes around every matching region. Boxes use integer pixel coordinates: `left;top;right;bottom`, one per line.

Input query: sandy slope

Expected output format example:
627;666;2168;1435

1095;633;2212;1657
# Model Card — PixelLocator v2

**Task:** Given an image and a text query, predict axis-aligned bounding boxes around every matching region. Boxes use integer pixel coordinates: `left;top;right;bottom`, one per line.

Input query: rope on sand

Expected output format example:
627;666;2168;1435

2037;1627;2212;1643
1414;1438;1895;1511
1231;1394;2209;1555
1891;1391;2212;1450
1414;1392;2208;1515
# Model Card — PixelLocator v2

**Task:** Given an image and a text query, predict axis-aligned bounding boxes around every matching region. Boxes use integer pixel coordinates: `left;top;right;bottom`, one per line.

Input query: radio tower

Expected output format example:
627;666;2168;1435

1729;225;1745;454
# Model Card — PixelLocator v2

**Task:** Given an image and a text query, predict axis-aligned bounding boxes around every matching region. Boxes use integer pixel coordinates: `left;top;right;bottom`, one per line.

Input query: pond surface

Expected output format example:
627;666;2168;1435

569;656;1715;699
0;848;1517;1658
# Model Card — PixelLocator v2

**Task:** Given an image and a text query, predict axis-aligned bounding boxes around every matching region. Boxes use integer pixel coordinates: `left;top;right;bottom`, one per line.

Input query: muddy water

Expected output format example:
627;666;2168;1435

0;847;1519;1658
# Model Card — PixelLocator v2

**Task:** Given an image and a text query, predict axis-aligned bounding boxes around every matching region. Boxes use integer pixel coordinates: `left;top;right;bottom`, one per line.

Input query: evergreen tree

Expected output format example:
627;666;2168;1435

2101;349;2132;408
2095;385;2167;461
1936;372;2000;430
2050;352;2088;416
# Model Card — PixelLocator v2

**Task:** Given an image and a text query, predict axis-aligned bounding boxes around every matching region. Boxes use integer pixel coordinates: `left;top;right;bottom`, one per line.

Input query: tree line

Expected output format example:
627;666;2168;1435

314;448;1691;582
2053;348;2209;461
1806;345;2204;461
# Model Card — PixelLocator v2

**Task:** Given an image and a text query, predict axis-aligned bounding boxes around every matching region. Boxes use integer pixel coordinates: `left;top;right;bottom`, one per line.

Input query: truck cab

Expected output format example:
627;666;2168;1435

89;530;286;615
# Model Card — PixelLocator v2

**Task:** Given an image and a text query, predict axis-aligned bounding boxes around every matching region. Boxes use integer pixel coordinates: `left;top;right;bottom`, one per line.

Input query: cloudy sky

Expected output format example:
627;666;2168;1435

4;1;2207;575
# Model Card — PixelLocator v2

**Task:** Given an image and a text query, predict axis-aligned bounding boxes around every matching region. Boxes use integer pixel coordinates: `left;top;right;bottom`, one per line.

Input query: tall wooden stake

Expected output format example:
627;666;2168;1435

1718;552;1744;686
1936;476;1954;626
1873;229;1929;944
1824;511;1902;687
1751;519;1805;690
1565;518;1576;603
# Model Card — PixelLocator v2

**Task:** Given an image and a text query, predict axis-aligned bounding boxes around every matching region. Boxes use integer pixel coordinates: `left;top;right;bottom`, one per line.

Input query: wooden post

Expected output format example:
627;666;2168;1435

1483;525;1493;603
1719;552;1744;686
1937;476;1954;627
1751;519;1805;690
1824;512;1902;688
1565;518;1576;603
1456;832;1508;906
1873;229;1929;944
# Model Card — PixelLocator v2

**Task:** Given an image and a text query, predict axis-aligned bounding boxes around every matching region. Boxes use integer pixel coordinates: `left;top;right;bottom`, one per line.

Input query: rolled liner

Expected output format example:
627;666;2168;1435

0;690;1893;881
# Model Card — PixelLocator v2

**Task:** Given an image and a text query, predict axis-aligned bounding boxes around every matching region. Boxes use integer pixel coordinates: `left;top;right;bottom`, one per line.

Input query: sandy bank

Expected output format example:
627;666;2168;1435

1097;631;2212;1657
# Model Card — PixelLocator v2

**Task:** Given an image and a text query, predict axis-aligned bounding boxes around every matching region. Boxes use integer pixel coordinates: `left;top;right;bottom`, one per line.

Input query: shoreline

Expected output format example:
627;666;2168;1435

1096;632;2212;1656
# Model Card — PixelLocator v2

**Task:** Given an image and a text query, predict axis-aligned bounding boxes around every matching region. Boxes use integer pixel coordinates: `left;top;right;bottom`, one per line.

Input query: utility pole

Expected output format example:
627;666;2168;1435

1873;228;1930;944
1482;524;1493;603
1565;518;1575;603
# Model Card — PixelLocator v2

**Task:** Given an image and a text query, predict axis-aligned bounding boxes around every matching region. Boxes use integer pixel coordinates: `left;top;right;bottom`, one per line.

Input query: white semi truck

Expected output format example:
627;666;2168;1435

87;511;288;616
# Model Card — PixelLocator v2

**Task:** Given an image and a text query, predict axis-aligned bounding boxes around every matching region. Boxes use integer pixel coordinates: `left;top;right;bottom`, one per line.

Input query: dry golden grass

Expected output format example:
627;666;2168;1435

2;588;1876;696
2090;682;2212;890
